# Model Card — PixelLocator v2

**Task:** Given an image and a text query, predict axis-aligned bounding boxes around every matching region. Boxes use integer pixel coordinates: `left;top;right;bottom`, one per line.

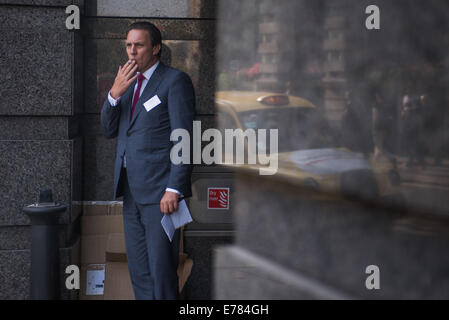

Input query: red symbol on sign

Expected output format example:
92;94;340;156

208;188;230;209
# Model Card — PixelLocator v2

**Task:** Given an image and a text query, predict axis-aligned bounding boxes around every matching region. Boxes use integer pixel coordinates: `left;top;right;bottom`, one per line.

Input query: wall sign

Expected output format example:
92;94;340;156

208;188;230;210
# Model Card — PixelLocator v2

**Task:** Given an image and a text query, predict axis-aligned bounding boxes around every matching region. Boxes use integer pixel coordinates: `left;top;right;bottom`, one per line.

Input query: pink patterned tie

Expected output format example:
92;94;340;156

130;73;146;119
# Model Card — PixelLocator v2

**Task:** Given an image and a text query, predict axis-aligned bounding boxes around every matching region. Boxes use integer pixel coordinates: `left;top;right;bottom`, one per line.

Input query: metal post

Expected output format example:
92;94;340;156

23;189;67;300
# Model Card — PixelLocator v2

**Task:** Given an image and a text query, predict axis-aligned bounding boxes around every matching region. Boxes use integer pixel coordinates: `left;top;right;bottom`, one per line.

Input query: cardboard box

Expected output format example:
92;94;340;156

103;231;133;299
82;201;123;216
80;202;192;299
82;201;112;216
105;233;127;262
109;202;123;215
103;231;193;296
104;262;135;300
107;215;125;234
82;214;124;236
79;202;125;300
81;216;108;265
103;232;134;300
81;215;110;236
81;235;108;265
81;215;124;265
102;258;192;299
178;253;193;293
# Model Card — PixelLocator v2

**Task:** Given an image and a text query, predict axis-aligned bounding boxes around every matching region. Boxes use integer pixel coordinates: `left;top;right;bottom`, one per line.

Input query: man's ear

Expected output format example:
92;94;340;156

153;44;161;56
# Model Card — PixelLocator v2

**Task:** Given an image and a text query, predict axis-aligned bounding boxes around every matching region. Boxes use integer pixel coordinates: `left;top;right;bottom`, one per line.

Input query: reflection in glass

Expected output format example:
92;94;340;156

216;0;449;214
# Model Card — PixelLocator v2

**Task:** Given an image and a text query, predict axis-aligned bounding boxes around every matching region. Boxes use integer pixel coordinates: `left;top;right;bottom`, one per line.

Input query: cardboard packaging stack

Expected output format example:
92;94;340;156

80;201;193;300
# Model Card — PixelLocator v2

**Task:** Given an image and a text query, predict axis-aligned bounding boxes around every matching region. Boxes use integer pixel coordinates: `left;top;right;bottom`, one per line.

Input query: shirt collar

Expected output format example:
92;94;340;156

138;60;160;81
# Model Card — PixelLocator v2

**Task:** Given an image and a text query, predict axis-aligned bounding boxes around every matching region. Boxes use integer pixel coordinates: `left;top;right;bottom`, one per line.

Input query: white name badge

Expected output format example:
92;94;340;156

144;95;161;112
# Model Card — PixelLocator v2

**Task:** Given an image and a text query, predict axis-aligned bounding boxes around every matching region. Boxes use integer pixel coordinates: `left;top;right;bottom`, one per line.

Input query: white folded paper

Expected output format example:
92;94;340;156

161;200;193;242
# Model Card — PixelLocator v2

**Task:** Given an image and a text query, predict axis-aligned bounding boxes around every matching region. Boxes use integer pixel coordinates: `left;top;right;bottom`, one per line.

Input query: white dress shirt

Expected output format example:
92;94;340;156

108;61;180;196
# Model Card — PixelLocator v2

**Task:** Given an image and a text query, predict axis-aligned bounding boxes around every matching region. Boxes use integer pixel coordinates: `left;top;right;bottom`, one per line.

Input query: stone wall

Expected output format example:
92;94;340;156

0;0;84;299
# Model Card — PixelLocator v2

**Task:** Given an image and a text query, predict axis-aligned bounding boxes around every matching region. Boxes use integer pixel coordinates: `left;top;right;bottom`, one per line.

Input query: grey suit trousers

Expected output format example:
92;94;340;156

121;168;180;300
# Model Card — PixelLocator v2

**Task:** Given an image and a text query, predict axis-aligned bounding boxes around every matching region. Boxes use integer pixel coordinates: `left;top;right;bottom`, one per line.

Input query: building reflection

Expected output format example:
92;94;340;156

216;0;449;215
213;0;449;300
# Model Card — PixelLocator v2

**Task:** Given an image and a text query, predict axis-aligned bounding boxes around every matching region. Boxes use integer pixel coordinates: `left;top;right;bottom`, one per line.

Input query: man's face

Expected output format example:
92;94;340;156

126;29;160;72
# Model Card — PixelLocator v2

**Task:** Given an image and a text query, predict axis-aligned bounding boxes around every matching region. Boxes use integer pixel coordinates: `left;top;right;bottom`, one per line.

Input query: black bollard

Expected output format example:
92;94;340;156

23;189;67;300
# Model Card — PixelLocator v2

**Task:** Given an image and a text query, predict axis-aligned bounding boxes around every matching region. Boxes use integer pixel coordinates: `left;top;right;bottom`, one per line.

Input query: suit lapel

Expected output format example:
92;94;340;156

128;62;166;130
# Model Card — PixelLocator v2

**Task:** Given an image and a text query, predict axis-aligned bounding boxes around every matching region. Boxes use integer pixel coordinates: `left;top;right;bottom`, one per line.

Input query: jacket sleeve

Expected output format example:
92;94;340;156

166;72;196;194
100;95;122;139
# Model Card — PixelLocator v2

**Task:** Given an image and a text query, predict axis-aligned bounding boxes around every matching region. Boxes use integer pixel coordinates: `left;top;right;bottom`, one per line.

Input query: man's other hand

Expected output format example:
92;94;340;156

110;60;138;99
160;191;179;215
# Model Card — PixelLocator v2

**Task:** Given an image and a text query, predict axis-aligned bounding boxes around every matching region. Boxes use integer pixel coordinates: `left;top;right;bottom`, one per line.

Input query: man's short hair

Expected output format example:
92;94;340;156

126;21;162;58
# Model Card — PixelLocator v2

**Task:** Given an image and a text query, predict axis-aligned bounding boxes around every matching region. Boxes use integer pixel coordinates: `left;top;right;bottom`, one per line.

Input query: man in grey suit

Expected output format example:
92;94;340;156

100;21;195;300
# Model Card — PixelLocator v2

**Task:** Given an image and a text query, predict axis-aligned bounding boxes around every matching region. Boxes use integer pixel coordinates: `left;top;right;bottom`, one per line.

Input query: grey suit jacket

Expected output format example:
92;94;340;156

101;62;195;204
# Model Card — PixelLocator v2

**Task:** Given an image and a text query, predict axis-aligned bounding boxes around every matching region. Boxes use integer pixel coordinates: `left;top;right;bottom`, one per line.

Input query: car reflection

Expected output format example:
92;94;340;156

216;91;404;205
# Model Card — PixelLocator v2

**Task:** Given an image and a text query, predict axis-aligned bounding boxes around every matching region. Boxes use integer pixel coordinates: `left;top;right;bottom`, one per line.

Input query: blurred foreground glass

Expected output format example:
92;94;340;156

216;0;449;216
